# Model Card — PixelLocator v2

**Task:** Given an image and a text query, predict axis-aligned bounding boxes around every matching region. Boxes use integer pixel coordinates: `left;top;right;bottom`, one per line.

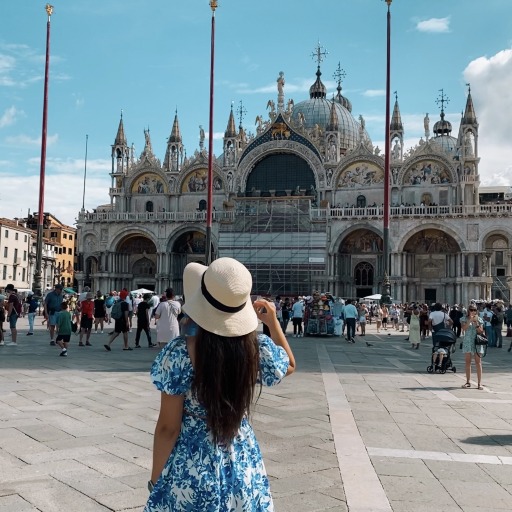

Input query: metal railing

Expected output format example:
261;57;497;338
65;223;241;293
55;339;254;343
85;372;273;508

77;203;512;224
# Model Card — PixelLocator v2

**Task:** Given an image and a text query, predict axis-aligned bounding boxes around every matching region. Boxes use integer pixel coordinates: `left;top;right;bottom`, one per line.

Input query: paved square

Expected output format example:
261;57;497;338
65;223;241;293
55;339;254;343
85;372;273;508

1;318;512;511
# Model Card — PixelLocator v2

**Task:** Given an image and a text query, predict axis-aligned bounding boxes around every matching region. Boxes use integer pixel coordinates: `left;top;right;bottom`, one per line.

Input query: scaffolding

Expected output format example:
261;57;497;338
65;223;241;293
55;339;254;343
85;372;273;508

219;197;327;296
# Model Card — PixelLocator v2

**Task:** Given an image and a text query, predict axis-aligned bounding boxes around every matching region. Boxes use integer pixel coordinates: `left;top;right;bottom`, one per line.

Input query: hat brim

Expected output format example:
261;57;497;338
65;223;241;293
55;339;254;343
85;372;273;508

182;262;258;337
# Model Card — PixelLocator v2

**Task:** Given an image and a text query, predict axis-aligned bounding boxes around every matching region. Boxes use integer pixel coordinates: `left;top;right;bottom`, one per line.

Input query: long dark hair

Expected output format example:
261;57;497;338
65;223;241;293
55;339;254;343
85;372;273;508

192;327;260;445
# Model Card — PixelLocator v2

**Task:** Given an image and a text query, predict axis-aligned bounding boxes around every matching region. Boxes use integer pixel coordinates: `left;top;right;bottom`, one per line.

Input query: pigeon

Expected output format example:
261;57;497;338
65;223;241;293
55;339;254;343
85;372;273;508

366;342;373;347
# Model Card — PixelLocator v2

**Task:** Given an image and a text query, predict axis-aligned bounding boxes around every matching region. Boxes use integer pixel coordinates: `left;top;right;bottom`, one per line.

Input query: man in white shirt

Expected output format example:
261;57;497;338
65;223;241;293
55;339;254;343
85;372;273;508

291;297;304;338
480;303;495;347
343;299;358;343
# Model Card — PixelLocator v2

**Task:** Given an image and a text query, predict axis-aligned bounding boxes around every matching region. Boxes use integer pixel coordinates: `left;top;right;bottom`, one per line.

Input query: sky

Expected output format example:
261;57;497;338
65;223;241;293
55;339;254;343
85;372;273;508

1;0;512;226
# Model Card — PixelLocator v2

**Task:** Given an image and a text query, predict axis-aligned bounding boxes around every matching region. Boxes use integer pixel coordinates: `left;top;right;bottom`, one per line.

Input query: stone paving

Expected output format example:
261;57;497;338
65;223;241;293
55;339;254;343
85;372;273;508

1;317;512;511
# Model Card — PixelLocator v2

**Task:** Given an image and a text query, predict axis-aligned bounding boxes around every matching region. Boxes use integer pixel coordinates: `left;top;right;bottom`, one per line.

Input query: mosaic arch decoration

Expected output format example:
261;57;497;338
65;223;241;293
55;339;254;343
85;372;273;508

181;169;223;193
340;229;383;253
131;173;166;194
337;162;383;189
403;229;459;254
403;160;451;186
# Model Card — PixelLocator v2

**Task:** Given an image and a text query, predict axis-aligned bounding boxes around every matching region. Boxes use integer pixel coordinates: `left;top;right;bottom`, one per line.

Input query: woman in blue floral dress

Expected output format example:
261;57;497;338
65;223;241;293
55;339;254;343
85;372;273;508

145;258;296;512
460;304;485;390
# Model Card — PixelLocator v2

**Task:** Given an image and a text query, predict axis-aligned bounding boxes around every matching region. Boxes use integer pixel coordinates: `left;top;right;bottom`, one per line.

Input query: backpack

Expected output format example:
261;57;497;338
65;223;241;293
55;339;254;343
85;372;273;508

105;296;115;308
13;297;22;316
491;314;499;326
110;301;123;320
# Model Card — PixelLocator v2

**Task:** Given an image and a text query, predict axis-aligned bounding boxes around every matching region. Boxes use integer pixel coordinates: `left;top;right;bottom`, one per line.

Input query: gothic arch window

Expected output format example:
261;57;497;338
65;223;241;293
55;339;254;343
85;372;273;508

145;201;154;213
133;257;154;276
354;262;374;286
356;195;366;208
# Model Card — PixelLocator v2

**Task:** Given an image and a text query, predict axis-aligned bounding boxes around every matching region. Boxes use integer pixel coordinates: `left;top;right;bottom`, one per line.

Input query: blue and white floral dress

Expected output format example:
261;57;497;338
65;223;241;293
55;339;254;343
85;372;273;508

144;334;289;512
461;315;484;355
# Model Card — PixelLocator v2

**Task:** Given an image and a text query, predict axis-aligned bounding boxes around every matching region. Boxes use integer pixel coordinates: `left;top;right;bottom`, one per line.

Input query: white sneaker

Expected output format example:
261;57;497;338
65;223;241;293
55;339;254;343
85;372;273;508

0;340;4;346
100;330;104;334
7;342;17;346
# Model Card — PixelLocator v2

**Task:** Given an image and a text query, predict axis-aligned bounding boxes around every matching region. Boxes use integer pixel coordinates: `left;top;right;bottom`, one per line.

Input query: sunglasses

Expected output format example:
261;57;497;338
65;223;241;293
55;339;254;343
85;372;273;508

469;309;477;312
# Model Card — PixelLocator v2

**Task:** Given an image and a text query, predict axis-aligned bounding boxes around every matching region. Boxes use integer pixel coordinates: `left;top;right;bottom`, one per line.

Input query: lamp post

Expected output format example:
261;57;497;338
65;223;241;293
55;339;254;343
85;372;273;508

381;0;392;305
205;0;217;265
33;4;54;299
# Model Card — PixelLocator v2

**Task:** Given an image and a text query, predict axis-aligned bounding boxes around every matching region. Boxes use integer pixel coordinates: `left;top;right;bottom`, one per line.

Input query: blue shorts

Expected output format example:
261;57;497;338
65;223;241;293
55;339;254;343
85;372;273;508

49;312;60;326
8;313;18;329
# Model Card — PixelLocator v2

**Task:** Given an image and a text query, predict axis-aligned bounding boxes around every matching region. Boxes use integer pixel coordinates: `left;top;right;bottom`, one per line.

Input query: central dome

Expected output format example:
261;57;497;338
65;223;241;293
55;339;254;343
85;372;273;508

291;66;370;152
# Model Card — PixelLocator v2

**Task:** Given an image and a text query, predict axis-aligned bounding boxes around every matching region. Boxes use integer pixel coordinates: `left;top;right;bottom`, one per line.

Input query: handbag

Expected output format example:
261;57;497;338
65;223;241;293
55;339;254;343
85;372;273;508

475;333;488;346
475;332;488;358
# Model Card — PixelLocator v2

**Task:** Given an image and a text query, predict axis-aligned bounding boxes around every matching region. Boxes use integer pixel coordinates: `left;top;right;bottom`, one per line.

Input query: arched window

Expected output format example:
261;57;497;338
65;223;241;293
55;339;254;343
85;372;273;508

198;199;207;211
354;262;374;286
145;201;154;213
356;195;366;208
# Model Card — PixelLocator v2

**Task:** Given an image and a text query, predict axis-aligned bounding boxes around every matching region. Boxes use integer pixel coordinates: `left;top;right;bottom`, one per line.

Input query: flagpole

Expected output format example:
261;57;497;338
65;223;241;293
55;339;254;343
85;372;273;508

33;4;54;297
82;134;89;210
381;0;392;305
205;0;217;265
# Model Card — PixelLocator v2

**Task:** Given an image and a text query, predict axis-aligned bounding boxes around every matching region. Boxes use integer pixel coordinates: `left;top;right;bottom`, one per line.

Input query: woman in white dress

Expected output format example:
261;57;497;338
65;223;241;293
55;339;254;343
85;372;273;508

409;307;421;349
155;288;181;347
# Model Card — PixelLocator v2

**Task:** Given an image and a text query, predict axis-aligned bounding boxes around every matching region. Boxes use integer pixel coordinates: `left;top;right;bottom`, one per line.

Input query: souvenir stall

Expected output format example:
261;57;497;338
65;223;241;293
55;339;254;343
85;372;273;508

304;291;335;336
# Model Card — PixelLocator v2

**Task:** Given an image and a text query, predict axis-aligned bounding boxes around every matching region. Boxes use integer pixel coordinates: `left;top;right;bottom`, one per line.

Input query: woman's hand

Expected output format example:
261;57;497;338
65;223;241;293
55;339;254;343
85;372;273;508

253;299;279;327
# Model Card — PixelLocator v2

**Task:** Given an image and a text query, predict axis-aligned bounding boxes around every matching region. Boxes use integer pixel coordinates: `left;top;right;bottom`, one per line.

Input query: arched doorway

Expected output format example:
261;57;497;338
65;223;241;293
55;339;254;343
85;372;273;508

246;153;316;195
354;261;374;298
356;195;366;208
485;233;510;301
403;229;461;303
337;229;383;298
117;235;157;290
168;231;208;295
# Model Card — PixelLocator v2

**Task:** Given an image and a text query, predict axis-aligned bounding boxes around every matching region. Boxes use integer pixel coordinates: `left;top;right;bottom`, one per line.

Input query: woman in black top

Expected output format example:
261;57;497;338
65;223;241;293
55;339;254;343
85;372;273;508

135;294;156;348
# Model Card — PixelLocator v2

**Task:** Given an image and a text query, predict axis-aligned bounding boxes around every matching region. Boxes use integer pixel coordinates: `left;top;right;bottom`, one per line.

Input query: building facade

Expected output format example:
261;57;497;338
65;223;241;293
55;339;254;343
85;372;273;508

76;62;512;304
0;218;57;292
26;213;77;289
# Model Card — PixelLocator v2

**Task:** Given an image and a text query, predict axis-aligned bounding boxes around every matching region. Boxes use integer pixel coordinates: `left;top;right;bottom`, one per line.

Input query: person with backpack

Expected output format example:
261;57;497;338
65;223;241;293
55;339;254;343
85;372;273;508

135;294;157;348
26;291;39;336
5;284;21;345
44;284;64;346
154;288;181;347
104;289;132;351
105;292;116;324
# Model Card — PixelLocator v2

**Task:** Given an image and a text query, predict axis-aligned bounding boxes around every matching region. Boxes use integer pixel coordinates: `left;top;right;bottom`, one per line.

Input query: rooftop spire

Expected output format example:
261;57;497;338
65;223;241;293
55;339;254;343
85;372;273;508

332;61;352;111
327;100;339;131
462;83;477;125
168;109;182;143
225;104;237;138
114;111;127;146
390;91;403;131
309;41;328;99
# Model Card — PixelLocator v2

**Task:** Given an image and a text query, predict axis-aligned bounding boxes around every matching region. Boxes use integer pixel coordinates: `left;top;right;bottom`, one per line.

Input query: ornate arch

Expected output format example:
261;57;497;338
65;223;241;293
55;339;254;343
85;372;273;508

165;225;219;254
331;224;384;254
481;229;512;251
333;155;384;190
108;227;159;253
126;165;169;195
236;142;323;193
398;224;466;253
332;147;384;190
399;154;457;187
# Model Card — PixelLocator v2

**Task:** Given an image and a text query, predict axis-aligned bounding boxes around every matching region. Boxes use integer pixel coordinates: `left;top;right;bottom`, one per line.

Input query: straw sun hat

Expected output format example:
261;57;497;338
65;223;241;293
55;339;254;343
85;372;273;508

182;257;258;337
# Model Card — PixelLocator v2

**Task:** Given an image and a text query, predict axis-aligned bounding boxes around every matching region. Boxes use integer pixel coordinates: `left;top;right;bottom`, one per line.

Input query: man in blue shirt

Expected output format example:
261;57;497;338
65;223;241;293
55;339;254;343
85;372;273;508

44;284;64;346
344;299;358;343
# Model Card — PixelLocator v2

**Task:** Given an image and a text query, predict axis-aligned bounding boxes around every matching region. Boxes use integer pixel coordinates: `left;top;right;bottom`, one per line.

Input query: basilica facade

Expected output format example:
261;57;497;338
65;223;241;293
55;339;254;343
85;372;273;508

75;60;512;305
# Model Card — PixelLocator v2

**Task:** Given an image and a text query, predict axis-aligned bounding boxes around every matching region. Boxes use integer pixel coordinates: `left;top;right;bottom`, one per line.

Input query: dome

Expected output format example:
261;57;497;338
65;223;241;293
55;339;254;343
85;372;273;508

431;134;458;154
291;99;370;151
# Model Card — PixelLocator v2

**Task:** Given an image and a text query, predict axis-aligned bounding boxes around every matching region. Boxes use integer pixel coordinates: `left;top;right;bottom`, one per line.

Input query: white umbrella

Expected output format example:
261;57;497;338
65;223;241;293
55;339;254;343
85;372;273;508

130;288;154;295
364;293;382;300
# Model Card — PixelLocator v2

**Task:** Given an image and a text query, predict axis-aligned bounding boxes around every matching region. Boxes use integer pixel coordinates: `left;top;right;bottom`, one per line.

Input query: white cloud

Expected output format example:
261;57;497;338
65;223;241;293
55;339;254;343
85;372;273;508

0;106;22;128
0;172;110;226
362;89;385;98
464;48;512;185
5;133;59;147
416;17;450;33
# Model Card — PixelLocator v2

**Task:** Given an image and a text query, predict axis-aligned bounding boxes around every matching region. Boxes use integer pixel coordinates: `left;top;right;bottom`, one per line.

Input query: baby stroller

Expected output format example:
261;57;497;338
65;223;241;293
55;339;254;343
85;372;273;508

427;328;457;374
